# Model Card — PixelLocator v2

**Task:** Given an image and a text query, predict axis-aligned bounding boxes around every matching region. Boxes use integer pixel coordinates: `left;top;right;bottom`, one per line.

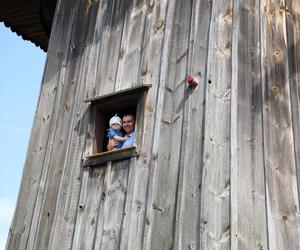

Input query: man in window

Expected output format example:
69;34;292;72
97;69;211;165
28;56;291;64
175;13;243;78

107;113;135;150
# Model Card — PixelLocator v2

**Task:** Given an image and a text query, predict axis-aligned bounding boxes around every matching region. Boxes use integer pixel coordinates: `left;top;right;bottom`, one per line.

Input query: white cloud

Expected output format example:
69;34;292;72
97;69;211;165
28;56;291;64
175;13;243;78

0;198;15;250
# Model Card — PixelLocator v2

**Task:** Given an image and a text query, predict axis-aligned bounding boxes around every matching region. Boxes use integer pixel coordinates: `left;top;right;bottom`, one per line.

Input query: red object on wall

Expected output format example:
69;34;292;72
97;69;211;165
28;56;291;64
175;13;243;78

187;76;198;89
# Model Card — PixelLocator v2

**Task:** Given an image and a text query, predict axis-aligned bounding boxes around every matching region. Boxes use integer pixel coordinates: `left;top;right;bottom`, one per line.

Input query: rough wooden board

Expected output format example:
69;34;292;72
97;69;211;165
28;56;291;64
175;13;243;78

70;99;100;250
72;168;105;250
230;0;268;249
285;0;300;217
85;146;136;159
83;146;138;167
142;1;178;249
142;0;192;249
93;162;112;250
199;0;232;249
94;0;132;96
92;161;130;250
115;0;148;90
71;167;91;250
172;0;211;249
84;84;151;103
81;0;112;101
119;1;170;249
260;0;300;249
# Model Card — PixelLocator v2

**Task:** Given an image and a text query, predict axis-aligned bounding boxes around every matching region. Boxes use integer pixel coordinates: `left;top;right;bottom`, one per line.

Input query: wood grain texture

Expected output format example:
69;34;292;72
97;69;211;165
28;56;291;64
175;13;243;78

7;0;300;249
142;1;193;249
231;0;268;249
29;1;100;249
6;0;78;248
119;1;170;249
115;0;147;90
47;9;101;250
173;0;211;249
260;0;300;249
286;0;300;222
72;168;105;250
94;0;132;96
199;0;232;249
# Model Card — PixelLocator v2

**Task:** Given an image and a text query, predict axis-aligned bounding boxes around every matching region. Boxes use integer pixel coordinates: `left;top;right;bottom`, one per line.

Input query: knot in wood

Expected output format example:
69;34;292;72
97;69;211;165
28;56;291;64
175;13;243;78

273;49;282;61
64;102;70;111
69;42;76;51
223;8;233;22
267;3;276;17
271;84;280;97
248;8;256;16
85;0;92;12
222;42;232;58
265;105;270;112
154;20;166;34
279;5;287;15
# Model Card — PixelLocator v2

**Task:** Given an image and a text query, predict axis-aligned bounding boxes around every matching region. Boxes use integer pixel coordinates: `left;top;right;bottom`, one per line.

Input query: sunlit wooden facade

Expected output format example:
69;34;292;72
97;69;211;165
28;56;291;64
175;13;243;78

5;0;300;249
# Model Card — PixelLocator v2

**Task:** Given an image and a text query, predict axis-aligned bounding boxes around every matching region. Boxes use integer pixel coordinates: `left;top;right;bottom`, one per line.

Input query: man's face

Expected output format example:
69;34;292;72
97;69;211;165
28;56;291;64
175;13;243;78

122;115;135;134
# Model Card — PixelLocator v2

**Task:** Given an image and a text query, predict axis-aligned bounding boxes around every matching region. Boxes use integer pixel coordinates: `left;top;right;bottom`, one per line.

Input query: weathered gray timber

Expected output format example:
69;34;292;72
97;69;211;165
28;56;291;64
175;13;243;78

260;0;300;249
231;0;268;249
6;0;300;249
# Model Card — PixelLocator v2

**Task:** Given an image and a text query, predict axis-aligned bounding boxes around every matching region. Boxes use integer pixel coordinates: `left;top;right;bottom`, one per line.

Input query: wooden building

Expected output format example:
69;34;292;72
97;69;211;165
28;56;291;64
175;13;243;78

2;0;300;249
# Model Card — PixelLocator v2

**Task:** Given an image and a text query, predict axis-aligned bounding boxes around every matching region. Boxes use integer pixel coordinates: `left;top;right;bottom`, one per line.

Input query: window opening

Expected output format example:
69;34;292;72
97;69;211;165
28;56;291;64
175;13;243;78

83;84;151;167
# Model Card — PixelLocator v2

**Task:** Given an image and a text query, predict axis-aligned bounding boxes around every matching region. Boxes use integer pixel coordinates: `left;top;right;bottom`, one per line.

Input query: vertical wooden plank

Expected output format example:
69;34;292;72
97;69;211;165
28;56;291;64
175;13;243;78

173;0;212;249
115;0;147;90
93;161;129;250
118;1;170;249
285;0;300;212
6;0;78;249
199;0;232;249
72;168;105;250
142;0;193;249
260;0;300;249
93;163;112;250
82;0;111;101
70;167;91;250
94;0;133;96
230;0;268;249
142;1;177;249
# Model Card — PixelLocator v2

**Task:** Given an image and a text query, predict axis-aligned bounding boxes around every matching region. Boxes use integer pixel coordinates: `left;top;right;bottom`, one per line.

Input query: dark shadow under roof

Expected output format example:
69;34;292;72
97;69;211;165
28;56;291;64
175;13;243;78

0;0;57;52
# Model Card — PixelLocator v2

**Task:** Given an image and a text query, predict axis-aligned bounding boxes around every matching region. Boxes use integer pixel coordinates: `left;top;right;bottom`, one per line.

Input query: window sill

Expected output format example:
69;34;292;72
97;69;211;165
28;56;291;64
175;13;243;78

83;146;138;167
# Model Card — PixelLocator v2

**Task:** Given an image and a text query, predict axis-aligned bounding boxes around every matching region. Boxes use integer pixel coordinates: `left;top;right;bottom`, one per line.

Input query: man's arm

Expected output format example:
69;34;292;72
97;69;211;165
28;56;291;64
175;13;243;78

113;135;127;142
107;139;118;151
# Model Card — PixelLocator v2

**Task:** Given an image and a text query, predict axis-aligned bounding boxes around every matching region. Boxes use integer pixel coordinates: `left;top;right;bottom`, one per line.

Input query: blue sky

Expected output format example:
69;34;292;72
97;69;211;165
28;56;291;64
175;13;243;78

0;23;46;249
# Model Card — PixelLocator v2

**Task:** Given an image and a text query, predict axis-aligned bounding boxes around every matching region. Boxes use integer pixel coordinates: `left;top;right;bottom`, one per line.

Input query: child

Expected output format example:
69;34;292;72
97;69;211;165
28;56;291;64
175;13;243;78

107;115;127;150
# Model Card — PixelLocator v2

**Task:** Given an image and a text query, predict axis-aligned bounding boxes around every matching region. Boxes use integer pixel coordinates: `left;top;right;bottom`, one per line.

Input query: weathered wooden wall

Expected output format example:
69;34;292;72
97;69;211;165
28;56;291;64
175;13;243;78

6;0;300;249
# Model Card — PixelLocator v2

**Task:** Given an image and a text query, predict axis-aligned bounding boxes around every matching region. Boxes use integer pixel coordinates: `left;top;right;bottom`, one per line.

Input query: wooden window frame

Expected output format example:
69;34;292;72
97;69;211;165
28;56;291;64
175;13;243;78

83;84;151;167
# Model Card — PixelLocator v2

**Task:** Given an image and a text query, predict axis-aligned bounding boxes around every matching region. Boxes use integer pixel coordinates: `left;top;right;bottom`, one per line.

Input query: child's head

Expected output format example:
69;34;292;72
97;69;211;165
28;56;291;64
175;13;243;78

109;115;122;130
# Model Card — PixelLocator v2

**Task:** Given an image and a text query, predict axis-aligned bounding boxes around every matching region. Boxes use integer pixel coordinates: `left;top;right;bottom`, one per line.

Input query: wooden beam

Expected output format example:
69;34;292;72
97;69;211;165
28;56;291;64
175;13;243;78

83;146;138;167
83;84;152;103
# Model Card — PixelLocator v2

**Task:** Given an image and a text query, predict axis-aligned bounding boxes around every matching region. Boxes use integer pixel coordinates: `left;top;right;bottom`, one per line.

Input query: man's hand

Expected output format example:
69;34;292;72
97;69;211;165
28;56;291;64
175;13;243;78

107;139;118;151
